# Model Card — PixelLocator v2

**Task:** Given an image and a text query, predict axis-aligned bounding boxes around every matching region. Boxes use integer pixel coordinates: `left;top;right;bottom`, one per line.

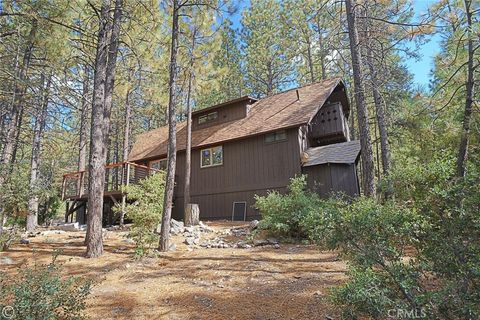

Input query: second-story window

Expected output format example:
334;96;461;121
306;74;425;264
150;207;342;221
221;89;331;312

264;130;287;143
201;146;223;168
198;111;218;125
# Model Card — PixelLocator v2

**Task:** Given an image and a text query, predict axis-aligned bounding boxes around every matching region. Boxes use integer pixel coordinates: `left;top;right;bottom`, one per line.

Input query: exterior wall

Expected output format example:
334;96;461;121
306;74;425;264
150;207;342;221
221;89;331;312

302;163;359;198
170;127;302;220
308;103;349;146
192;101;250;131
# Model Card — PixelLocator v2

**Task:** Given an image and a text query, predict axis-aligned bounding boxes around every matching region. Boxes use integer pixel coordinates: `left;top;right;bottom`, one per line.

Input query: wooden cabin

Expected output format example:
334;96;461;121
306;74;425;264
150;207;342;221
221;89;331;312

62;78;360;223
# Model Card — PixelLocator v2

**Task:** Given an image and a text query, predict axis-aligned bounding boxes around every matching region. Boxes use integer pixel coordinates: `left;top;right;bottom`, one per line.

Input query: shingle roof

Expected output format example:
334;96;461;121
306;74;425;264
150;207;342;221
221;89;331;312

302;140;361;167
129;78;343;162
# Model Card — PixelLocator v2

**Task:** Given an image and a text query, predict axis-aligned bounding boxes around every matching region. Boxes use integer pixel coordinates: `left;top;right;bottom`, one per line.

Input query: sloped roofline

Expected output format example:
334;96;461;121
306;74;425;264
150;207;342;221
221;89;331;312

128;78;347;162
192;96;258;116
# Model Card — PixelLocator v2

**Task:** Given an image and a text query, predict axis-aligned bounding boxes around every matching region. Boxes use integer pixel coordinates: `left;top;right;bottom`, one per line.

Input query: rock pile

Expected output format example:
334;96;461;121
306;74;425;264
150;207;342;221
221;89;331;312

199;237;231;249
168;218;280;250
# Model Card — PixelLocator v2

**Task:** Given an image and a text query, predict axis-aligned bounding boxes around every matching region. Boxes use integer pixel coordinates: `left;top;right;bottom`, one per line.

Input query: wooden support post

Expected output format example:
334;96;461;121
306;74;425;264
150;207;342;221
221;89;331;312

65;201;70;223
120;162;130;227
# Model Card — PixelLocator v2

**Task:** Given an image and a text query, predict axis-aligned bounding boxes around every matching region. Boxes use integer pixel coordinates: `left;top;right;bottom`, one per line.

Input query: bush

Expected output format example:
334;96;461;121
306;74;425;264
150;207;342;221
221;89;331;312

0;228;19;251
0;253;92;320
115;172;166;257
254;175;320;238
310;159;480;319
304;197;426;318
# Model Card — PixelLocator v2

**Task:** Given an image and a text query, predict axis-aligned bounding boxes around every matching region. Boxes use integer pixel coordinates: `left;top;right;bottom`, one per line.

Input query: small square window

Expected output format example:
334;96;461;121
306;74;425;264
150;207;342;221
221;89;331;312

265;130;287;143
201;146;223;168
201;149;211;167
265;133;275;143
212;146;223;165
276;130;287;140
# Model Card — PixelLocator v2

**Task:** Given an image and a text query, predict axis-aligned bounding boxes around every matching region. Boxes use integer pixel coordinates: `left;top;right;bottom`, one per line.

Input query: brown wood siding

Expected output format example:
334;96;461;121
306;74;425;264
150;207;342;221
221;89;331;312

192;101;249;131
303;163;359;198
171;128;301;219
309;102;348;145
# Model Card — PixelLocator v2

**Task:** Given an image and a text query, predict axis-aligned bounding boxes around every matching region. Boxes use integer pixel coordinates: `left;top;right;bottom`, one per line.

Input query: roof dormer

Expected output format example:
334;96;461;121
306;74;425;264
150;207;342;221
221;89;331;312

192;96;258;130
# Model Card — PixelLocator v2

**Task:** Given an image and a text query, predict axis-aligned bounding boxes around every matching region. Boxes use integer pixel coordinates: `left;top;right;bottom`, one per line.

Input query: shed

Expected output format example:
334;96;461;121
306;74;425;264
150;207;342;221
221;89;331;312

302;140;361;197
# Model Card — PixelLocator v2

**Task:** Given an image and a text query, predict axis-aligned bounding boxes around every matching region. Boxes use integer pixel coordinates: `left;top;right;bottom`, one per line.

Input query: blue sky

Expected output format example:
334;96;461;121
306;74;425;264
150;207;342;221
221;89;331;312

409;0;441;89
229;0;441;89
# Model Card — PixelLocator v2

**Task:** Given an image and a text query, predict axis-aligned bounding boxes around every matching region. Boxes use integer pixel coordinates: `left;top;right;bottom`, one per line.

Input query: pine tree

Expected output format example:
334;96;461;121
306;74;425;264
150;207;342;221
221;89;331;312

242;0;294;96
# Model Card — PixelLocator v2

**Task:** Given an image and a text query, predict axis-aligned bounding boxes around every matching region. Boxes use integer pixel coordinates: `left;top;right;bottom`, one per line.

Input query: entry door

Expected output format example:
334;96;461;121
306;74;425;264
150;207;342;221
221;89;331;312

232;202;247;221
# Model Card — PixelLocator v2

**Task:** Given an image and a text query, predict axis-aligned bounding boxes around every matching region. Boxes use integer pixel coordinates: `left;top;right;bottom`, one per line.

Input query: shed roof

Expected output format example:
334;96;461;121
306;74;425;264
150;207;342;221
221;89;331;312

302;140;361;167
129;77;344;162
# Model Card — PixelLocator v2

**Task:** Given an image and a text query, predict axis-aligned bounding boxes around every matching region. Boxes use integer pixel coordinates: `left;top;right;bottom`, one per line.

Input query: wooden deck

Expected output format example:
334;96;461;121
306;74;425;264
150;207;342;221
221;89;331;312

61;161;158;201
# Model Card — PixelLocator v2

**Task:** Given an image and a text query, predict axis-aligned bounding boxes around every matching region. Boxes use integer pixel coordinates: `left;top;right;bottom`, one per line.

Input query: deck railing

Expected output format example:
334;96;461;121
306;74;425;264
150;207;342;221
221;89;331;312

61;162;158;200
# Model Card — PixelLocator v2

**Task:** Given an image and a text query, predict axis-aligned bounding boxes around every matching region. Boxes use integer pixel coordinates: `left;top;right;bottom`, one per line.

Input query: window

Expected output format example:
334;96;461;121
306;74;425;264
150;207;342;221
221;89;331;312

201;146;223;168
198;112;218;125
265;130;287;143
149;158;167;171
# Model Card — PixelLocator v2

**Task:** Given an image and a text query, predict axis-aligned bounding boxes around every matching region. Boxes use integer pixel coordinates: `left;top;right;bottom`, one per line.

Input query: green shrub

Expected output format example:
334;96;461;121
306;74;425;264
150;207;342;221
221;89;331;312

312;159;480;319
254;175;320;238
331;267;398;319
0;253;92;320
305;197;426;318
115;172;166;257
0;228;20;251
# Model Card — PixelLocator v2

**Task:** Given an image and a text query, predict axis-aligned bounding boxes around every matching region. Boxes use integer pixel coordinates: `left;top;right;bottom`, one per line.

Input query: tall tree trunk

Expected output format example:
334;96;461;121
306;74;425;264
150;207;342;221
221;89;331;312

456;0;475;178
27;73;51;232
103;0;123;155
0;20;36;173
0;20;37;231
159;0;180;251
183;72;194;226
120;89;131;227
79;66;90;173
304;31;315;83
345;0;376;196
366;52;390;177
86;0;123;257
363;4;392;197
183;28;197;227
86;1;111;258
78;66;90;197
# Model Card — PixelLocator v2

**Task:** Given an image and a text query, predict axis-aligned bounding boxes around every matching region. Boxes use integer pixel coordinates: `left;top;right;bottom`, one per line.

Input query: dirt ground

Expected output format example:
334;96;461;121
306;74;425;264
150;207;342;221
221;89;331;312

1;222;347;320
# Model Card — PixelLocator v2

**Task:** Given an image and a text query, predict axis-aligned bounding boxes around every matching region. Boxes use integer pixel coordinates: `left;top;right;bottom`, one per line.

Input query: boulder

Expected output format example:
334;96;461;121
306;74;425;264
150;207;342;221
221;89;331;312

253;239;269;247
171;219;184;230
236;241;250;249
249;220;259;230
56;222;80;232
199;221;214;233
184;226;194;234
184;237;195;246
0;257;13;265
40;230;66;236
267;238;279;245
20;239;30;245
169;243;177;251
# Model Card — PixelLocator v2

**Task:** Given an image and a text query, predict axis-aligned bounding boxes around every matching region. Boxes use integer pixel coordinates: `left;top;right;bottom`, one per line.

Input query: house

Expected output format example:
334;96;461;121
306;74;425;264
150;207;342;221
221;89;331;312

62;77;361;223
